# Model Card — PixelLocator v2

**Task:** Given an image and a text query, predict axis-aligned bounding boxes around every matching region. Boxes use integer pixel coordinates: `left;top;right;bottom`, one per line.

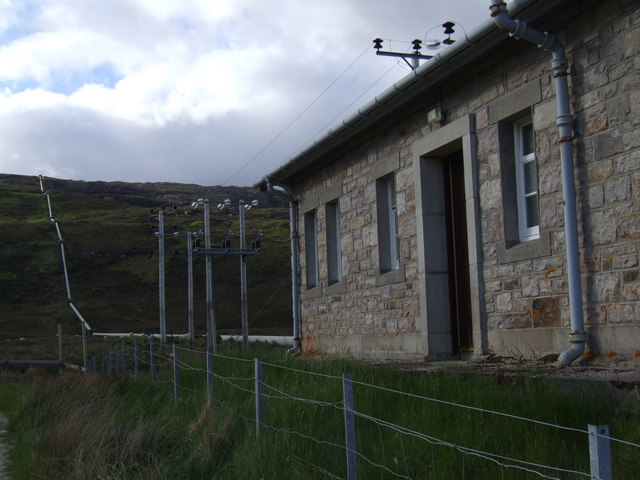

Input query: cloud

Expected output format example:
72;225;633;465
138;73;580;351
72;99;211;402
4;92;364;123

0;0;490;185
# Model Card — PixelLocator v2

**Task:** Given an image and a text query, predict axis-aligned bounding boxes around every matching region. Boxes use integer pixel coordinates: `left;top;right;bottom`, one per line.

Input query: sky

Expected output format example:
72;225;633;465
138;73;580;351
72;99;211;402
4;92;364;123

0;0;492;186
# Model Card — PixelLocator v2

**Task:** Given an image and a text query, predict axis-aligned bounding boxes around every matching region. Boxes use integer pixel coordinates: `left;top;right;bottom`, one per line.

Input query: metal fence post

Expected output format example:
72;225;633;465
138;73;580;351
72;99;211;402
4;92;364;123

150;342;157;384
101;352;106;373
134;339;140;382
343;373;358;480
91;356;97;374
589;425;612;480
121;341;126;376
115;345;121;376
254;358;264;437
81;322;88;374
108;348;113;376
173;344;180;402
207;350;214;398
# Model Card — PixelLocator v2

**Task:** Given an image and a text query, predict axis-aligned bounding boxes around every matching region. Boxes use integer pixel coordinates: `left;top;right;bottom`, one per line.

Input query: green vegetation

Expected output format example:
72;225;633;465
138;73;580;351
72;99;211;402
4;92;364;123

3;342;639;479
0;174;292;361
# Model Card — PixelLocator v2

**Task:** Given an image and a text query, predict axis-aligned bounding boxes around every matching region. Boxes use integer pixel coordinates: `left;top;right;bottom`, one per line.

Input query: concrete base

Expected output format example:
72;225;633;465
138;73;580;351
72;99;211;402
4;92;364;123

302;333;429;361
488;325;640;358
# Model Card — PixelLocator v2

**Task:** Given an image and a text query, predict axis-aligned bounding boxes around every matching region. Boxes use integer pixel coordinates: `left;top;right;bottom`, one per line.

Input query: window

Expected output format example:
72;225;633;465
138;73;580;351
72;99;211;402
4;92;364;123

376;174;400;272
326;200;342;284
304;210;319;289
514;117;540;241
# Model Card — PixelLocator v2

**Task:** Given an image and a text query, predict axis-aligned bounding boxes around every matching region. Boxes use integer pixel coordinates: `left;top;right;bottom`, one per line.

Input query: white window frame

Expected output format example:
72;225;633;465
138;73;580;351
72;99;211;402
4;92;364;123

514;116;540;242
326;200;342;284
376;174;400;272
304;210;319;289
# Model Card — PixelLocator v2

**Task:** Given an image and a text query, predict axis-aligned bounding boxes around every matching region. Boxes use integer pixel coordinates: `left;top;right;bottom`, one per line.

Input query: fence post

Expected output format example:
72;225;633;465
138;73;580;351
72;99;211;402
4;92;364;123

254;358;264;437
173;344;180;402
121;341;127;376
108;348;114;375
91;356;97;374
150;342;157;384
134;340;140;382
101;352;106;373
343;373;358;480
207;350;214;398
589;425;612;480
115;345;121;376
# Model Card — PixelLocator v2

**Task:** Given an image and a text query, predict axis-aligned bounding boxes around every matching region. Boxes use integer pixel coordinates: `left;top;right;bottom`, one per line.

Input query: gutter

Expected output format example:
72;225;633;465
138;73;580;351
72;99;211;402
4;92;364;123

260;177;302;356
489;1;586;366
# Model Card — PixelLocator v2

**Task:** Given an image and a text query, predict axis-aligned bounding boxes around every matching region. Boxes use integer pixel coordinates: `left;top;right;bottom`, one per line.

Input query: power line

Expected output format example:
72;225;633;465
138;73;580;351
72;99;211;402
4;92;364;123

222;43;372;185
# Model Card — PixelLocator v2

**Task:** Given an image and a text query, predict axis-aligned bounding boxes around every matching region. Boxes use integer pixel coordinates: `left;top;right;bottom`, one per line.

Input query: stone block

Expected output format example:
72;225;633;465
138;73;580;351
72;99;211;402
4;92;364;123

496;292;513;313
591;273;619;302
532;297;560;327
594;130;624;159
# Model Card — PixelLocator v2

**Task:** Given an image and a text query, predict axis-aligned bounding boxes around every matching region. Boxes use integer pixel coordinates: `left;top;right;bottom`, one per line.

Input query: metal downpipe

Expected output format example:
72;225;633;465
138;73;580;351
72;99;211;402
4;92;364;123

490;1;586;366
264;178;302;356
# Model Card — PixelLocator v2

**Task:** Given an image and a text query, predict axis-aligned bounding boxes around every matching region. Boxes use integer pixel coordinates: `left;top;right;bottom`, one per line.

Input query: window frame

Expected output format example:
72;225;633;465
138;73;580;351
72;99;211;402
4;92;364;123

304;210;319;289
376;174;400;273
325;199;342;285
513;116;540;242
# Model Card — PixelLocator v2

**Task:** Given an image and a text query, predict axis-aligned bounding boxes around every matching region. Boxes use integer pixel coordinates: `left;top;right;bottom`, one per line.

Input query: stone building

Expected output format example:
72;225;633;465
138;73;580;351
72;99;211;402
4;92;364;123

257;0;639;363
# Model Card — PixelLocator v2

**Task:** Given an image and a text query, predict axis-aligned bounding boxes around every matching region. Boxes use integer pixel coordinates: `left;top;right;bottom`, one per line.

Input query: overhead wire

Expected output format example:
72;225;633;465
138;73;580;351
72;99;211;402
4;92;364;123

222;43;372;185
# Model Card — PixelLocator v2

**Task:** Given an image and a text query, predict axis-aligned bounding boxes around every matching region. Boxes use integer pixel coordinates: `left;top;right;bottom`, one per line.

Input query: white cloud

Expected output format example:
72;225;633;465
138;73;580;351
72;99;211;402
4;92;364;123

0;0;491;185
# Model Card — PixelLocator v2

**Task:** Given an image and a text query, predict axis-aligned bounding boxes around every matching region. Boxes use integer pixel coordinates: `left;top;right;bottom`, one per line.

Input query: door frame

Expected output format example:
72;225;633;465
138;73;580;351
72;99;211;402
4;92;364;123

412;115;486;359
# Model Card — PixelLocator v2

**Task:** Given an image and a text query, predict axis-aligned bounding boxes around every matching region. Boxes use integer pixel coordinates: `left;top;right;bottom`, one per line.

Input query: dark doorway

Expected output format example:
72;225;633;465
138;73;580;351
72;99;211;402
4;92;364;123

443;153;473;353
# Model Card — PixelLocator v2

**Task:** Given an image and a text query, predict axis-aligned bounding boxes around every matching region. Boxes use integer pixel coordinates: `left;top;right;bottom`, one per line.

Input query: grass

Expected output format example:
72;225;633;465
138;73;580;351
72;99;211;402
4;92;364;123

0;175;293;363
2;341;640;479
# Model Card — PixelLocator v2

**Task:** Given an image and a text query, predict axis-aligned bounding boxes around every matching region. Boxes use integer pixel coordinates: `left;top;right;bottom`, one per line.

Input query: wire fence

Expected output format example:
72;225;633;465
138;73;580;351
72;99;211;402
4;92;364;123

78;339;639;480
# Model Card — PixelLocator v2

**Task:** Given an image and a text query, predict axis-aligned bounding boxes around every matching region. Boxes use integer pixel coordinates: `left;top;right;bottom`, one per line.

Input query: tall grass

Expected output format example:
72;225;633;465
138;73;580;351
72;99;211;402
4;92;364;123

4;342;640;479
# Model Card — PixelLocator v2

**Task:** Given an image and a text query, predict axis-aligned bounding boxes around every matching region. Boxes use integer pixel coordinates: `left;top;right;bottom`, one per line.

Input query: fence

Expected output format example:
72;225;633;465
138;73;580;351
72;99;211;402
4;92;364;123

83;340;640;480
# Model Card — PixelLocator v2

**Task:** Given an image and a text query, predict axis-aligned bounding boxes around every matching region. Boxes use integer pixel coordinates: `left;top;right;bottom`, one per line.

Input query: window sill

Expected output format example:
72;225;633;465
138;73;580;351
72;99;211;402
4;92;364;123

376;265;406;286
324;280;347;295
498;232;551;264
301;286;322;300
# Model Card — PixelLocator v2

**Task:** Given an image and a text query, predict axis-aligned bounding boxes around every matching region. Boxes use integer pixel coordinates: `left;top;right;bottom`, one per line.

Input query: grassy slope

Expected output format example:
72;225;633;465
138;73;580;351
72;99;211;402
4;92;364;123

0;175;292;360
3;343;640;479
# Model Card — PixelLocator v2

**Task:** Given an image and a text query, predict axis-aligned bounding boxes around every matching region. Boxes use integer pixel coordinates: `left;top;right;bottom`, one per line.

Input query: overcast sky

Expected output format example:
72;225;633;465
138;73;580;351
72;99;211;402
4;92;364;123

0;0;492;186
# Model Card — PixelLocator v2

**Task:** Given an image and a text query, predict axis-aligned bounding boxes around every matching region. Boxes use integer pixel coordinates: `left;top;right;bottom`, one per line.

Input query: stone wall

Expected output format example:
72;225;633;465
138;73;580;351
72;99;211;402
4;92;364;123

290;0;639;358
473;0;640;355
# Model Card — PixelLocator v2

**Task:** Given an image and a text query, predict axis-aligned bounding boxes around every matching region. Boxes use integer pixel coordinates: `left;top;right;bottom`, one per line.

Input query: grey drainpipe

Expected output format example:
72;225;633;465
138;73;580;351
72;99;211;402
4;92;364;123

490;1;586;366
263;178;301;356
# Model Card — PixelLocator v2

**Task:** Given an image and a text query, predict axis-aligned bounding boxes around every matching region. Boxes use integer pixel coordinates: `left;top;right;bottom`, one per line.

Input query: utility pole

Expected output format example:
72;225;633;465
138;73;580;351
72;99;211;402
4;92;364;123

239;200;249;349
187;231;194;345
203;200;217;354
158;208;167;345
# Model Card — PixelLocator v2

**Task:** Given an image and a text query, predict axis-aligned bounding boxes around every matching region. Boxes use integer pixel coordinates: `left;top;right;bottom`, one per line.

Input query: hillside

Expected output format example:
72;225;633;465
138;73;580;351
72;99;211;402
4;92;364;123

0;174;292;350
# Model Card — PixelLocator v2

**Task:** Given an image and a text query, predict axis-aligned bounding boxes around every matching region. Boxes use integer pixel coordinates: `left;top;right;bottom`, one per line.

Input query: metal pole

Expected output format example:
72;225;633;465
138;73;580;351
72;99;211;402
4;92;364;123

204;200;217;354
187;231;195;345
115;343;120;376
121;340;126;375
589;425;612;480
134;339;140;382
108;348;113;376
150;342;157;384
57;324;63;365
240;202;249;349
343;373;358;480
254;358;264;437
207;350;214;398
173;344;180;402
158;209;167;345
81;322;88;373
